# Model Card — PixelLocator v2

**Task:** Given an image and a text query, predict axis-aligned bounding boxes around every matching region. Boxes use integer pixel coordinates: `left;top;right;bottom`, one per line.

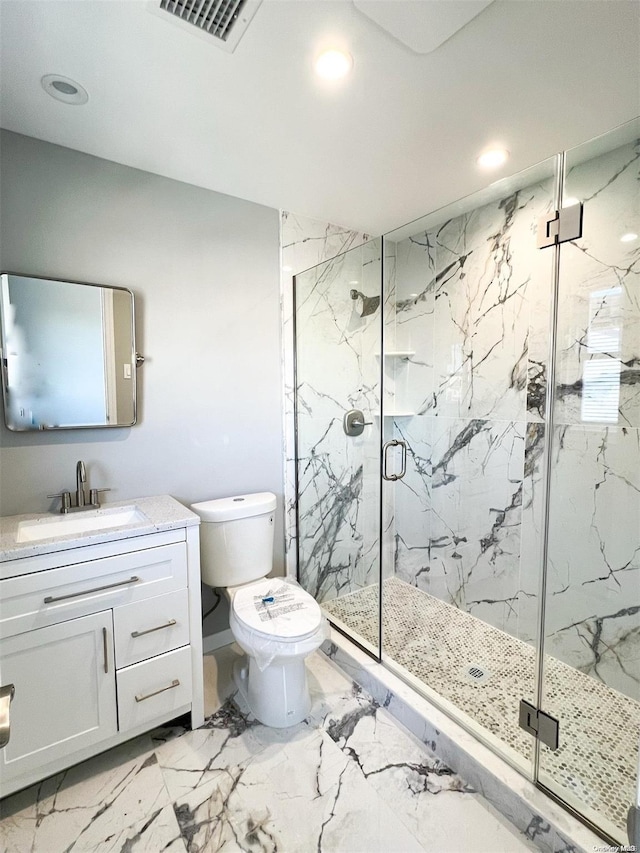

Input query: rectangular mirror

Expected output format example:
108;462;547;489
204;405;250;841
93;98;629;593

0;273;137;430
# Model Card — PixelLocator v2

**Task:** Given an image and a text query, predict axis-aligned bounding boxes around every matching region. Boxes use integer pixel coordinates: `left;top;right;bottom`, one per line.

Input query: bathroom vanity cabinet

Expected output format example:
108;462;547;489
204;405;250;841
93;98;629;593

0;496;204;799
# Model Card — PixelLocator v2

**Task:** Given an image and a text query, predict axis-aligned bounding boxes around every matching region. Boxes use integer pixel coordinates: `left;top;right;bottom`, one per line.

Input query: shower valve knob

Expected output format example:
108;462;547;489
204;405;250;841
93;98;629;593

343;409;372;437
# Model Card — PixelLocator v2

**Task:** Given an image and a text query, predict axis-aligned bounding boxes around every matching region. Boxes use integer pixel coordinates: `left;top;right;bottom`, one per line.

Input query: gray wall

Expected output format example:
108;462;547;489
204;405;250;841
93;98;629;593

0;130;284;637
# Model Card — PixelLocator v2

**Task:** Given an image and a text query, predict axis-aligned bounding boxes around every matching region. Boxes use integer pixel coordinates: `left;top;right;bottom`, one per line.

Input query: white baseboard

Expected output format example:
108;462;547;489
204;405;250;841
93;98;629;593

203;628;234;654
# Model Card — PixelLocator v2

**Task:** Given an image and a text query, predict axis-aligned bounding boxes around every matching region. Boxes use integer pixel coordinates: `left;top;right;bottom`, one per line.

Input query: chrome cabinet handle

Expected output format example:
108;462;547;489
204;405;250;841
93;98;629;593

382;439;408;481
131;619;177;638
135;679;180;703
0;683;15;749
44;576;140;604
102;627;109;673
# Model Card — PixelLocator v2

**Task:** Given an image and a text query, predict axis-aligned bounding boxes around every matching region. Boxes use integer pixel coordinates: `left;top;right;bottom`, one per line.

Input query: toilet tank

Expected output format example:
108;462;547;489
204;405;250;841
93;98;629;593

191;492;277;588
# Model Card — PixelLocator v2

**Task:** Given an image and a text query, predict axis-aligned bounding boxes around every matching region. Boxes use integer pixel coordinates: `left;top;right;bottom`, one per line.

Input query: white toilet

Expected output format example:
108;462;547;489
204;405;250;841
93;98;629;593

191;492;327;728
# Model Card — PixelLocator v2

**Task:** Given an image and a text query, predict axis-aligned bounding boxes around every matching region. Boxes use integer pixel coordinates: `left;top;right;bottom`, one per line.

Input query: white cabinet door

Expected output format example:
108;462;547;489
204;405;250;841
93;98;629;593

0;610;117;792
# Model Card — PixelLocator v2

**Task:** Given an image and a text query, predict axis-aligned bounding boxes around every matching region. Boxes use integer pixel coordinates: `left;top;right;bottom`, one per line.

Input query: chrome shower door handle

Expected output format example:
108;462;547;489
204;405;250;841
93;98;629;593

382;439;407;481
0;683;15;749
398;439;407;479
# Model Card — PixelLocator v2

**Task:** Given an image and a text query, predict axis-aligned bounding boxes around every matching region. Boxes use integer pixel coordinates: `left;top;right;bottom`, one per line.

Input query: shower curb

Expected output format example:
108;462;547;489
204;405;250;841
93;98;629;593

321;630;606;853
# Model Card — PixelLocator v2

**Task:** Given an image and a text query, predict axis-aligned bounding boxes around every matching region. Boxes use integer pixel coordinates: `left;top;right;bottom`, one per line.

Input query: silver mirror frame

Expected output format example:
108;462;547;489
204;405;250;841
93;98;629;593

0;271;139;431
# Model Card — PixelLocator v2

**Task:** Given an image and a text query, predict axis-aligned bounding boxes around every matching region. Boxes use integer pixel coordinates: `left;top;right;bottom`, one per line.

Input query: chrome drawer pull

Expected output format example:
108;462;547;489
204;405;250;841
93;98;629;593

44;576;140;604
0;683;15;749
135;679;180;703
131;619;177;638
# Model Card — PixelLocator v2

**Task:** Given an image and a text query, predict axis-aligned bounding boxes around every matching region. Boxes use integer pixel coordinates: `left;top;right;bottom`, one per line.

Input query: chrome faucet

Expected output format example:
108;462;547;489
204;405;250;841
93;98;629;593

76;460;86;508
48;460;110;514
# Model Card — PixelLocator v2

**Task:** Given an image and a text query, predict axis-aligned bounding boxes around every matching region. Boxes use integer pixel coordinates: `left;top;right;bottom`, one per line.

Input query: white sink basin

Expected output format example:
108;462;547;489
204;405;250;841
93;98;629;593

16;506;150;543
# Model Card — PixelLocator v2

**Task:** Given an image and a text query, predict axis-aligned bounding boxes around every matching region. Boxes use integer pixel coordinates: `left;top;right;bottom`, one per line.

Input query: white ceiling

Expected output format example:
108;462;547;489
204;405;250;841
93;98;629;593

0;0;638;235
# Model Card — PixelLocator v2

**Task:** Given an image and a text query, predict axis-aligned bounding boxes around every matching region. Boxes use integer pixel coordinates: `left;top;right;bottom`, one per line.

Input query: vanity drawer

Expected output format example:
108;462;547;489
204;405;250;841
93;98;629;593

113;589;190;668
0;543;187;639
116;645;192;732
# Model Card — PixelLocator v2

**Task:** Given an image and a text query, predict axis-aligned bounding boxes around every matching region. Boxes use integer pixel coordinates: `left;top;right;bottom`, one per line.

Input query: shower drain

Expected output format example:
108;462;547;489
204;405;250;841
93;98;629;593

460;664;492;685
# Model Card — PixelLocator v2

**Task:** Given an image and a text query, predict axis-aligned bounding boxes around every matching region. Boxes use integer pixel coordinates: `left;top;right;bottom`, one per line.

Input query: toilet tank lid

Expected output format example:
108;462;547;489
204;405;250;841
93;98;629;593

191;492;276;522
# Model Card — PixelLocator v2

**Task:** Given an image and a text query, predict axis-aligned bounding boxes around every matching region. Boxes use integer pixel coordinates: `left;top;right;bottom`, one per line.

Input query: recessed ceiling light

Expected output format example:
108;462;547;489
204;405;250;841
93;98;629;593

621;232;638;243
41;74;88;105
476;148;510;169
315;49;353;80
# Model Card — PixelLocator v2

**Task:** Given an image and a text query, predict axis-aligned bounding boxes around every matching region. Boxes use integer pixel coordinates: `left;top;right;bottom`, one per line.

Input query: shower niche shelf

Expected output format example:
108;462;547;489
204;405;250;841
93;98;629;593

375;411;416;418
375;351;415;359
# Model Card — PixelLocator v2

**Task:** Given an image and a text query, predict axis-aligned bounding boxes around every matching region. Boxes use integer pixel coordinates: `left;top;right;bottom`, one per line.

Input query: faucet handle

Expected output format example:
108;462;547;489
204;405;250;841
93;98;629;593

89;488;110;506
47;491;71;513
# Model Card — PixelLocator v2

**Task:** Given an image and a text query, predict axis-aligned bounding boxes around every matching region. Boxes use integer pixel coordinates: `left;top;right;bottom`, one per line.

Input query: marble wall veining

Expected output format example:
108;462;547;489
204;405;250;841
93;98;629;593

287;133;639;701
543;137;640;699
388;169;556;650
390;137;639;699
292;235;383;603
279;212;370;582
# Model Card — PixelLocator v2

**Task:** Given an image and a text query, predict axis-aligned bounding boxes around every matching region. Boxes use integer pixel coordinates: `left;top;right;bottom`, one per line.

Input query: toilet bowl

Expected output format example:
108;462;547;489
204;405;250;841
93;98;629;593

229;578;325;727
191;492;327;727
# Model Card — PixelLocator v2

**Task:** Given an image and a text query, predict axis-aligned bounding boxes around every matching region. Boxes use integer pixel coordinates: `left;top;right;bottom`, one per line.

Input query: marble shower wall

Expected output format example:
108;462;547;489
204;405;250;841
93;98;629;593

389;136;639;699
283;131;638;698
293;237;383;602
280;212;372;594
542;137;640;700
389;168;555;640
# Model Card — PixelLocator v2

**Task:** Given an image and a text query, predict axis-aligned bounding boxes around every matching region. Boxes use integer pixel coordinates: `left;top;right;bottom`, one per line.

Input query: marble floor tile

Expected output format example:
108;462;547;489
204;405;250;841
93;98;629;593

0;646;538;853
323;576;639;837
0;735;169;853
155;704;305;802
171;722;426;853
306;650;376;730
84;804;186;853
315;657;535;853
203;644;245;717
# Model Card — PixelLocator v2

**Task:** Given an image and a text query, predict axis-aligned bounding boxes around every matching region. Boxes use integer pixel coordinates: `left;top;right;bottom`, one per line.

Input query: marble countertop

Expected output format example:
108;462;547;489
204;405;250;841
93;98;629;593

0;494;199;563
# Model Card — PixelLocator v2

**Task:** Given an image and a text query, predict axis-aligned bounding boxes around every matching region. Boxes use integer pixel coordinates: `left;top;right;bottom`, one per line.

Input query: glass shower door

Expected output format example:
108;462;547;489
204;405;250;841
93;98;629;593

379;158;557;771
291;121;639;847
537;120;640;844
294;238;383;657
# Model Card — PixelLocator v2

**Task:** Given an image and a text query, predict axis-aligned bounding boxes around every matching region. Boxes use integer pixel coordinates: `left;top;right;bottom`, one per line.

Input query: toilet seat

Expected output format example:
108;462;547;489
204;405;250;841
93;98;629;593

231;578;322;642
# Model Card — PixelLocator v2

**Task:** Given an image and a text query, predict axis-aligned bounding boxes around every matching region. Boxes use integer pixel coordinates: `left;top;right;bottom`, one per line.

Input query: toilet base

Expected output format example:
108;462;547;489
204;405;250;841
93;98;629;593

233;654;311;728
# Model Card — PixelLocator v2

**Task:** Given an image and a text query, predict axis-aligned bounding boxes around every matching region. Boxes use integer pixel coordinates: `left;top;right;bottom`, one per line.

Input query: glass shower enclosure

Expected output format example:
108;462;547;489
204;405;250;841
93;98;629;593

293;119;639;845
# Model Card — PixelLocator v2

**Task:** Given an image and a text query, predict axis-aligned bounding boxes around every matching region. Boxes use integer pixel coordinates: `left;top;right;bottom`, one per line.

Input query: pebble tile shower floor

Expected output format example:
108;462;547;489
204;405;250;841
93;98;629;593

0;646;538;853
322;576;639;839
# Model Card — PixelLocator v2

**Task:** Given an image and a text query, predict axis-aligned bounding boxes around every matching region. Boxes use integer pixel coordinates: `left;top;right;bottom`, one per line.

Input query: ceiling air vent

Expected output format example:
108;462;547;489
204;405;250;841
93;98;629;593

151;0;262;52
